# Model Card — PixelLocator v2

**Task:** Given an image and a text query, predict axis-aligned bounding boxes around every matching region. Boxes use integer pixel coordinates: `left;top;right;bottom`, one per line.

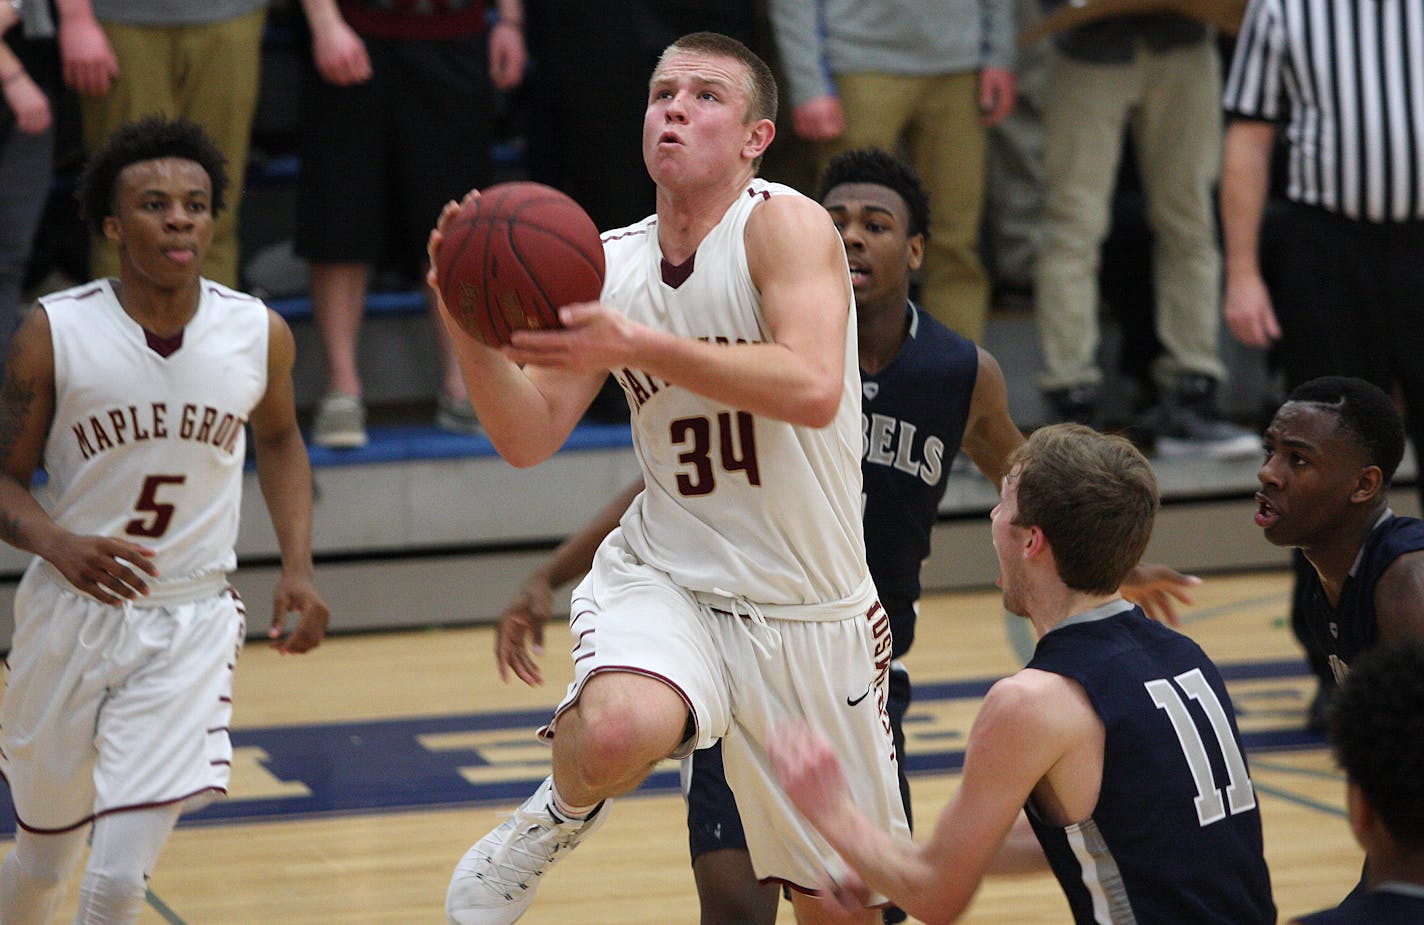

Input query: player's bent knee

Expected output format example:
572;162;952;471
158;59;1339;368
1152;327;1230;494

576;675;689;762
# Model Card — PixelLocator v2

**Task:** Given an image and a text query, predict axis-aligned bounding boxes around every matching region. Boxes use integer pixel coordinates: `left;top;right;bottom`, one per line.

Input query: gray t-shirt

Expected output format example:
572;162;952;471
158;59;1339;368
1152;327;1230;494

90;0;267;26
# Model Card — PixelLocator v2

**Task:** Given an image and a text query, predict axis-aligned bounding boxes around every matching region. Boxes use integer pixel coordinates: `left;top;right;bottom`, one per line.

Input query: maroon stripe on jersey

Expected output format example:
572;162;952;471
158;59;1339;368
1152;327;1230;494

602;227;651;244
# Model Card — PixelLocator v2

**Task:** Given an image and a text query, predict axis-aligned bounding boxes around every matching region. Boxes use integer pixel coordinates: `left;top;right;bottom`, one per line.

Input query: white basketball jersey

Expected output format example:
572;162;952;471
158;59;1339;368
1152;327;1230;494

39;279;269;581
601;180;869;610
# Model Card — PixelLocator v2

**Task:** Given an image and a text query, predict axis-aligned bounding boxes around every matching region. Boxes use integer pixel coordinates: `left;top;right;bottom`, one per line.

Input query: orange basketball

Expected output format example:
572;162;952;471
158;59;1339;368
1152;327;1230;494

435;182;605;347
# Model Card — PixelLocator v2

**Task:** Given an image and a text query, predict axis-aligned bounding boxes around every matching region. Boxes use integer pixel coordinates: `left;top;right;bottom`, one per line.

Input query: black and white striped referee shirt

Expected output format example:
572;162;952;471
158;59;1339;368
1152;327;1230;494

1222;0;1424;223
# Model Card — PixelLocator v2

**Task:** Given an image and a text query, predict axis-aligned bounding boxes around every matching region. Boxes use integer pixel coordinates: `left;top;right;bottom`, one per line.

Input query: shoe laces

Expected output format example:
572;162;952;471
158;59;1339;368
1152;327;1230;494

476;804;585;897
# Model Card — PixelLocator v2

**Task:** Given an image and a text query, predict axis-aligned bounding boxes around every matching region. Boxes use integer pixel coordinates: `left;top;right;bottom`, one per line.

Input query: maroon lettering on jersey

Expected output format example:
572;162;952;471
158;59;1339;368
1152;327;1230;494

868;602;896;762
617;368;665;414
72;423;96;460
89;417;115;453
69;402;244;460
127;406;152;441
107;409;129;444
193;406;218;444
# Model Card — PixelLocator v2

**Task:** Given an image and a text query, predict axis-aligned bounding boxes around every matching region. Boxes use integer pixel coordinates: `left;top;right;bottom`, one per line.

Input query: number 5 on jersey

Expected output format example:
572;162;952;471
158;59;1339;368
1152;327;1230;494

1146;668;1257;827
127;474;186;538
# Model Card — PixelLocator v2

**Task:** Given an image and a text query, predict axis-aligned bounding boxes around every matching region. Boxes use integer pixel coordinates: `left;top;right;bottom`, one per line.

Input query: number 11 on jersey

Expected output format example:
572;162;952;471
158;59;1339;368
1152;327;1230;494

1146;668;1257;827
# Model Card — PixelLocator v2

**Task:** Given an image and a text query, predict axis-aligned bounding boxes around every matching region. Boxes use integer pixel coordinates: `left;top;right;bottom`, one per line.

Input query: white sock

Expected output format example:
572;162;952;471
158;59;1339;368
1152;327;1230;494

548;779;597;820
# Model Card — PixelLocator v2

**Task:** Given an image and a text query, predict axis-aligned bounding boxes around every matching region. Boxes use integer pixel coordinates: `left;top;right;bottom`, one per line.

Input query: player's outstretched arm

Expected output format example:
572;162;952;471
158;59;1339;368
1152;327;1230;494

251;311;329;653
1120;562;1201;627
961;346;1025;489
427;195;607;467
773;671;1075;924
496;479;641;685
0;307;157;603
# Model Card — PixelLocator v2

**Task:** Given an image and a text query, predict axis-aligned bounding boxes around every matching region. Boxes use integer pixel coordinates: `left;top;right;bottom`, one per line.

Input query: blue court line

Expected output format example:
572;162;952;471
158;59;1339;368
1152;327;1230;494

1180;592;1292;625
1251;780;1348;819
1248;757;1346;783
145;889;187;925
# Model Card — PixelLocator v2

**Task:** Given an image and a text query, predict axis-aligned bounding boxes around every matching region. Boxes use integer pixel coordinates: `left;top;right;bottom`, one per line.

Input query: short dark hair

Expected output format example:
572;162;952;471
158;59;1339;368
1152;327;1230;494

1010;424;1159;594
1328;640;1424;852
659;31;778;125
76;115;229;236
818;148;932;239
1285;376;1405;486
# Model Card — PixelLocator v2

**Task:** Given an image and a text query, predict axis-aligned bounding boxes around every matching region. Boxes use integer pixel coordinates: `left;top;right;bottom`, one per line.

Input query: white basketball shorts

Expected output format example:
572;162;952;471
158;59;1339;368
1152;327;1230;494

0;563;246;832
541;531;910;897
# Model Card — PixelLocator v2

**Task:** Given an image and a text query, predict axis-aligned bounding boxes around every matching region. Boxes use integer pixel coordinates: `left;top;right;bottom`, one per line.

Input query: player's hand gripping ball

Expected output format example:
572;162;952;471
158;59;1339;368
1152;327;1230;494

435;182;606;347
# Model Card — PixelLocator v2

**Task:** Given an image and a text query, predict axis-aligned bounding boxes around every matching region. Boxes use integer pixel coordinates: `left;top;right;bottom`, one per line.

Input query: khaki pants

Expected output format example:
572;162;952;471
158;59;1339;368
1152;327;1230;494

82;8;266;288
825;71;990;343
1034;40;1226;391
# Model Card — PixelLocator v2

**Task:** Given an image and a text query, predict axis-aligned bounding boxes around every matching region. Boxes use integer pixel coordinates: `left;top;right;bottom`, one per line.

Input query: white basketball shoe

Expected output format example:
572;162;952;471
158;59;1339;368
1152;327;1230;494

446;776;608;925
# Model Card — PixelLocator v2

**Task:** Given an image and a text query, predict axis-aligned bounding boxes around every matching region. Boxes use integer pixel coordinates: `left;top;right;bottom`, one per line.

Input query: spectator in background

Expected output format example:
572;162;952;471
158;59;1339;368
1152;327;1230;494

1031;5;1256;460
522;0;757;232
57;0;265;289
982;0;1046;300
766;0;1016;345
1220;0;1424;728
0;0;57;372
1292;641;1424;925
296;0;526;448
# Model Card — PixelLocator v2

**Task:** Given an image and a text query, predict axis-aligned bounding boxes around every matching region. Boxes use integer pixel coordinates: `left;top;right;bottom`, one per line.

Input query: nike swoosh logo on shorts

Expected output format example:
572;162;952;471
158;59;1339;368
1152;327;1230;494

846;685;871;707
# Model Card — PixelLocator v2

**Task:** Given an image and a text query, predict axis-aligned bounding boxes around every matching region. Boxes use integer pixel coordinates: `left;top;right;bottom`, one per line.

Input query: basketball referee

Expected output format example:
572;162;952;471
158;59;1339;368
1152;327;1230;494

1220;0;1424;467
1219;0;1424;728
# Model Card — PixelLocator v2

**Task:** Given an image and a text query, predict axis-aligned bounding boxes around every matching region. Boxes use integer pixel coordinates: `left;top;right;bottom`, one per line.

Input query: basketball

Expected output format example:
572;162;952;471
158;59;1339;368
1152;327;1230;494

435;182;606;347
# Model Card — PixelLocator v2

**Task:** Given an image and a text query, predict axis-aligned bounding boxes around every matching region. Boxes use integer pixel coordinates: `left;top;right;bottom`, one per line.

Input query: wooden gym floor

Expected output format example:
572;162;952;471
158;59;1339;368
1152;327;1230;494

3;567;1360;924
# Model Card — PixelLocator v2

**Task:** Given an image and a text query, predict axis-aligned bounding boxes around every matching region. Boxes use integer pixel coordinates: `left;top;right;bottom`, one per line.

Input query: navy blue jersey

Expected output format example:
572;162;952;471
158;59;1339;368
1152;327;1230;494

861;304;977;657
1296;885;1424;924
1300;514;1424;682
1025;603;1276;925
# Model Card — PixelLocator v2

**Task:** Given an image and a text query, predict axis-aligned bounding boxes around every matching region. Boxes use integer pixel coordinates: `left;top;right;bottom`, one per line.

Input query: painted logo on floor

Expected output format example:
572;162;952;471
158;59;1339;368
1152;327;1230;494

0;658;1325;836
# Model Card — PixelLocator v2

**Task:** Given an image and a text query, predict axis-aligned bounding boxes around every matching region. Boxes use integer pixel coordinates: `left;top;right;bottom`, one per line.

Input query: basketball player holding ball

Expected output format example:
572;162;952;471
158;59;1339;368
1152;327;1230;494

432;31;907;925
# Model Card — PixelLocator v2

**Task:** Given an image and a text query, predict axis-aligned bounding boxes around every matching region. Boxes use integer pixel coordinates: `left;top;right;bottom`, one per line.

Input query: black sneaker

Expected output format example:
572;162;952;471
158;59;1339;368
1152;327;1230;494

1147;374;1259;460
1044;384;1102;429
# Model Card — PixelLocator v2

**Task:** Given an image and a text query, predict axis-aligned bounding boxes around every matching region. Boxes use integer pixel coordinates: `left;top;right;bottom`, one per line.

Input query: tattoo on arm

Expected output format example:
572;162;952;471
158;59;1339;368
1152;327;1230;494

0;511;21;545
0;331;39;544
0;369;35;465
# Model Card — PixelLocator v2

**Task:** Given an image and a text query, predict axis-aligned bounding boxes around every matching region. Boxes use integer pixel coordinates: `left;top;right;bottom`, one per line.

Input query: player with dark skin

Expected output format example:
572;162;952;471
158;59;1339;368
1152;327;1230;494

1255;378;1424;673
0;116;327;925
0;135;326;648
493;149;1198;925
1291;640;1424;924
